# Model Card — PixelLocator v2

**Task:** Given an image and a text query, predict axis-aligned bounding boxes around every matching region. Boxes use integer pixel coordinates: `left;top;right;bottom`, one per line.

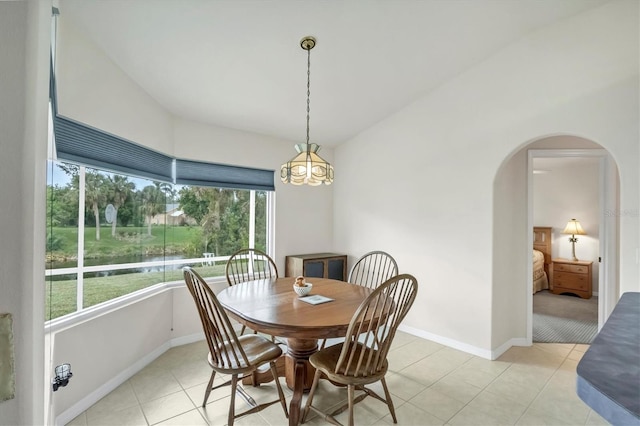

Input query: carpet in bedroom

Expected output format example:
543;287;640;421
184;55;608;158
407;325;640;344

533;290;598;344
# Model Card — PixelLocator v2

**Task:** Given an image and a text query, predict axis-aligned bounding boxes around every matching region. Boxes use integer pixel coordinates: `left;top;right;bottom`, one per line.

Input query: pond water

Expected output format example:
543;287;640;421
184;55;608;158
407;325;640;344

47;254;189;280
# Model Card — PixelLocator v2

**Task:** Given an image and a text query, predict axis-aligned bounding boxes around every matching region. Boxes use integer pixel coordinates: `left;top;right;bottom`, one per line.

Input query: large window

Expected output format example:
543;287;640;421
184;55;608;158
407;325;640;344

46;160;271;321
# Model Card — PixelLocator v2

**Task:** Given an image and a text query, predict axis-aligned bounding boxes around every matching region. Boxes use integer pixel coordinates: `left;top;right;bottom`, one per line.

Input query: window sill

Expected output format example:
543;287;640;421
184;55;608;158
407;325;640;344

44;275;227;334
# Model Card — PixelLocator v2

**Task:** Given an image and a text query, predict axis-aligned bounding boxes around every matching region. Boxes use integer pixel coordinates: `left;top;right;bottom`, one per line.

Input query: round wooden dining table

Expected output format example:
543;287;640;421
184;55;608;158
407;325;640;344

217;276;372;426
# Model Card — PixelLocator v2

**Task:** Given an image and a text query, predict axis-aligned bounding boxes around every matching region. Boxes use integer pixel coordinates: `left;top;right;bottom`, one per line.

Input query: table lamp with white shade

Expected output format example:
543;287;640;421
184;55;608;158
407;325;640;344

562;219;586;261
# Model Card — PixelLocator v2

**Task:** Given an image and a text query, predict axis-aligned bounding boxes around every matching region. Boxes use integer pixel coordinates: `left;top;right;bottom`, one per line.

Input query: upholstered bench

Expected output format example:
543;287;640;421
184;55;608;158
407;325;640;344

576;292;640;425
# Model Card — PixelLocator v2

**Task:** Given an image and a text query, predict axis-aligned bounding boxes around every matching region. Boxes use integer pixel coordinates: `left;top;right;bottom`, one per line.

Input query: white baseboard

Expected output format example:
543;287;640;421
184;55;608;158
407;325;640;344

398;324;530;360
54;333;205;426
171;331;205;348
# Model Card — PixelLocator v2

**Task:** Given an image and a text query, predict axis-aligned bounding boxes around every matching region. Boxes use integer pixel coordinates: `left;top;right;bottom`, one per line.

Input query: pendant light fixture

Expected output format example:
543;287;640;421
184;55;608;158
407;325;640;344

280;36;334;186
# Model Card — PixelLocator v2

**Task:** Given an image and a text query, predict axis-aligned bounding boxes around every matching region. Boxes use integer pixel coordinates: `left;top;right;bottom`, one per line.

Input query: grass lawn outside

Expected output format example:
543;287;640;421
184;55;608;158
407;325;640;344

48;225;203;262
46;264;225;321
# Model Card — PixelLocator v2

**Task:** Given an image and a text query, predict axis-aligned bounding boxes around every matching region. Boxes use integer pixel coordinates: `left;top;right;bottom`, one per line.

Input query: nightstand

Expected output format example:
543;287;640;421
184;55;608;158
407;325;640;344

551;258;593;299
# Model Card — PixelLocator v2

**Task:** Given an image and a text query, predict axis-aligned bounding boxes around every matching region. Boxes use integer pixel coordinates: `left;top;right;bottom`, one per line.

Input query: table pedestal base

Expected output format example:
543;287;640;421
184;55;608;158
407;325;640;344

285;338;318;426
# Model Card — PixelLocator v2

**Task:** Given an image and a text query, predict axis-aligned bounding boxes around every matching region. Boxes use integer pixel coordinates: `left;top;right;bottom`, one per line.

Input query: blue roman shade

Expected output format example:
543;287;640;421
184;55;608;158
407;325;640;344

50;63;174;182
175;159;275;191
50;62;274;190
52;115;175;182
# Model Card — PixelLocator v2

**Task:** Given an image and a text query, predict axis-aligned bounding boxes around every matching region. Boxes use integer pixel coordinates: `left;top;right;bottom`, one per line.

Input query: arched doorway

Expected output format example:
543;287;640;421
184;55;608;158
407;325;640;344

492;134;620;350
527;144;619;342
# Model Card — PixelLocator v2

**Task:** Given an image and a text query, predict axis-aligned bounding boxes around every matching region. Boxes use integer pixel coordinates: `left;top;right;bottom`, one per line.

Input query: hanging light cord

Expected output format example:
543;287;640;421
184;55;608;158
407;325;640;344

306;45;311;147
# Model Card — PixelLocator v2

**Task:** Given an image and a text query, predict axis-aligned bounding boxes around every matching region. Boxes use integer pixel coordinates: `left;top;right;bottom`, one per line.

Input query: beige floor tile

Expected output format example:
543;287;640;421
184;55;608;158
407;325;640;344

154;407;208;425
497;345;533;363
304;379;349;413
533;343;575;358
86;404;147;426
66;412;88;426
463;356;511;376
86;381;139;422
328;394;392;426
72;338;599;426
235;413;270;425
400;349;471;386
483;375;540;407
387;338;444;371
408;388;465;421
497;364;554;391
526;389;590;425
169;359;214;390
429;375;483;405
382;371;425;402
447;363;499;389
245;395;288;426
399;361;444;387
567;349;585;362
448;404;515;426
516;410;577;425
467;389;528;424
130;367;184;404
380;401;445;425
197;397;234;425
141;390;197;425
574;344;590;353
152;342;207;370
184;375;234;407
389;330;419;350
585;409;610;425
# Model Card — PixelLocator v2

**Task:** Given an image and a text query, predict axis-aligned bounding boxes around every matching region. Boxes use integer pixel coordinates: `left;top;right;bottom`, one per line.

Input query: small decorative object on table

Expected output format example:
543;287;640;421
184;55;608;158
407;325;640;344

293;276;312;297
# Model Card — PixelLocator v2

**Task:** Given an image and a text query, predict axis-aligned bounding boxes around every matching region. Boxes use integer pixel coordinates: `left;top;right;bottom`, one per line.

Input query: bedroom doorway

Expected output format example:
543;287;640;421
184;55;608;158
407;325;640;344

527;145;619;345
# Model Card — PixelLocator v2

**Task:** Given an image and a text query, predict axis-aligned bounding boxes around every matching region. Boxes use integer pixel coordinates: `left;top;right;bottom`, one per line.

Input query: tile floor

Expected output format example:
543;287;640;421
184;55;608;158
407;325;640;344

66;332;609;425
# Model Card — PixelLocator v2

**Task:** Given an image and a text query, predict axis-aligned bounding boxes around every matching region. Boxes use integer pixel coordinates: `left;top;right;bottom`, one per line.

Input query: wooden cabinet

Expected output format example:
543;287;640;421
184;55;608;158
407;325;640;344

551;258;593;299
285;253;347;281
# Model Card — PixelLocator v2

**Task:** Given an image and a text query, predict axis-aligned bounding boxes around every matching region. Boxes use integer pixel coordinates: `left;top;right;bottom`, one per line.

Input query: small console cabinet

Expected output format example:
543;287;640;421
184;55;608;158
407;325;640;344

285;253;347;281
551;258;593;299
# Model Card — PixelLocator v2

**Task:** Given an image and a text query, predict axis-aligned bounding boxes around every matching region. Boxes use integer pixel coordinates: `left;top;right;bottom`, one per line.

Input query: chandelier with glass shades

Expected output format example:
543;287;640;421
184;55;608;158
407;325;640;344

280;36;334;186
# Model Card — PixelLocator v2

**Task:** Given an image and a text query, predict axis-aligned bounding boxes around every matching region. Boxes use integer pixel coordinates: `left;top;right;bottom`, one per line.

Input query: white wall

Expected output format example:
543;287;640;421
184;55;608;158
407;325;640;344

52;291;174;417
171;118;335;270
334;0;639;356
55;16;174;155
5;0;639;422
50;11;336;422
55;16;336;269
0;1;50;424
533;155;601;292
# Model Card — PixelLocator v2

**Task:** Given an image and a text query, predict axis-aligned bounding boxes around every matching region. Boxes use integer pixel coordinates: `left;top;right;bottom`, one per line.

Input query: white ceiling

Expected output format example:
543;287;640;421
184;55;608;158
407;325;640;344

58;0;608;147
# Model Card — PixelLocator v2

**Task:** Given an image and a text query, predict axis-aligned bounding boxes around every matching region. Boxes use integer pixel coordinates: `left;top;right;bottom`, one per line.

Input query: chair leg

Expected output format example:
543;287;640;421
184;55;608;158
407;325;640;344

270;362;289;418
202;370;216;407
347;384;355;426
301;369;322;423
228;374;238;426
240;325;246;335
381;377;397;423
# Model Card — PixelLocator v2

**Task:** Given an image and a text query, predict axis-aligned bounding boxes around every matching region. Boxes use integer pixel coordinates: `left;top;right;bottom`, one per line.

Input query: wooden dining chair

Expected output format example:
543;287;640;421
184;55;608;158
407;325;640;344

226;248;279;286
302;274;418;426
226;248;279;336
320;250;399;349
182;267;288;426
348;250;399;289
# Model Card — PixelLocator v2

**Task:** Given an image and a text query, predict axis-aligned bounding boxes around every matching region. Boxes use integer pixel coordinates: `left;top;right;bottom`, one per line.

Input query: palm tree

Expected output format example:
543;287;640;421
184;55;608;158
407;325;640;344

85;171;107;241
108;175;135;237
140;183;165;236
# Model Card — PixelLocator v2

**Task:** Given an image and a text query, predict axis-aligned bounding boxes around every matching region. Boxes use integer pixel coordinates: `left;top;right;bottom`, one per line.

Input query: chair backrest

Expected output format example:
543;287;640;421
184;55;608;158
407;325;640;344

335;274;417;377
225;248;279;286
348;251;399;289
183;266;250;369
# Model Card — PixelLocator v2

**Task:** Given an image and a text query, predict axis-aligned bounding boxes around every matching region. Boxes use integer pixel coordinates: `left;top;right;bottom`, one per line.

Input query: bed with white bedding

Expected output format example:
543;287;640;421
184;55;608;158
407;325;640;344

533;227;552;294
